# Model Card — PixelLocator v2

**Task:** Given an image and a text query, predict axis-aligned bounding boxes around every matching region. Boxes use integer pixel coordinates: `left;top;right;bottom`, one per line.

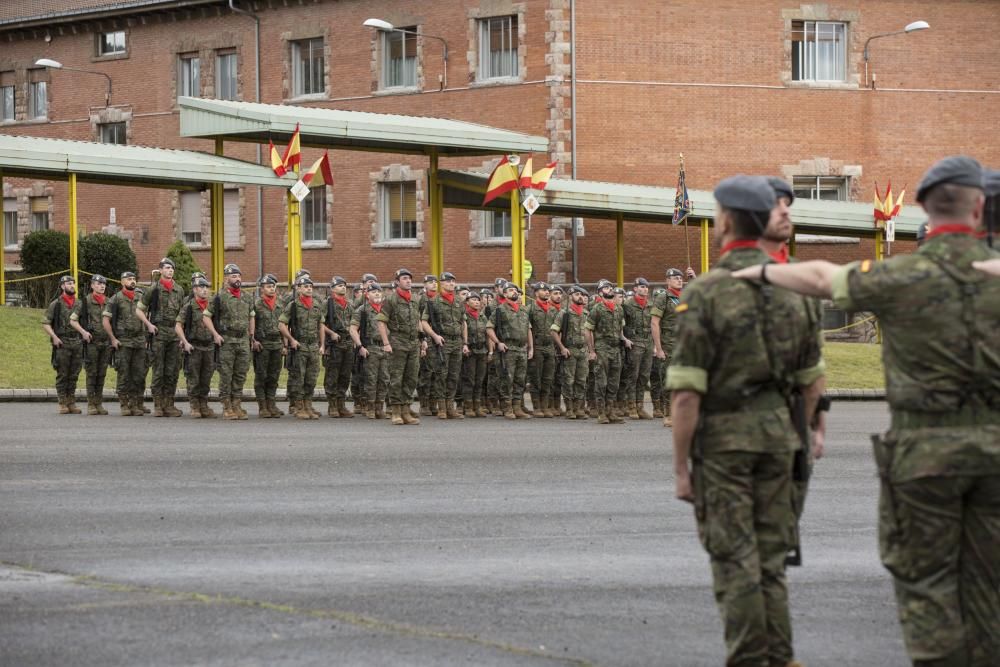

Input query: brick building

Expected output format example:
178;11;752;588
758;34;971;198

2;0;999;286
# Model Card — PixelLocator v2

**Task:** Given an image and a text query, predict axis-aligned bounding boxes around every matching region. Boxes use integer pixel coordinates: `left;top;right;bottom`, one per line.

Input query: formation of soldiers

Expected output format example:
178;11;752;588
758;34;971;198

42;262;696;425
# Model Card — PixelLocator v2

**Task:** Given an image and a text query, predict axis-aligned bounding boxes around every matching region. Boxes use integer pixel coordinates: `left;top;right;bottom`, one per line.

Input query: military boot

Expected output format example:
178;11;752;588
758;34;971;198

270;399;284;416
294;400;312;420
288;400;299;416
513;400;532;419
492;399;505;417
327;398;339;417
597;404;610;424
200;398;216;418
64;395;80;414
447;400;464;420
434;399;446;420
130;394;145;416
419;396;432;416
337;398;354;418
407;404;421;419
401;406;420;425
627;400;640;420
544;397;559;418
95;397;108;415
163;396;183;417
565;399;577;420
221;398;238;420
258;400;271;418
153;395;165;417
188;398;201;418
234;398;249;420
390;405;404;425
652;398;664;418
529;392;542;416
375;402;387;420
609;403;625;424
57;395;70;414
636;399;652;420
86;396;99;415
475;401;488;418
141;400;151;414
118;394;131;416
365;403;377;419
574;399;588;419
502;400;516;420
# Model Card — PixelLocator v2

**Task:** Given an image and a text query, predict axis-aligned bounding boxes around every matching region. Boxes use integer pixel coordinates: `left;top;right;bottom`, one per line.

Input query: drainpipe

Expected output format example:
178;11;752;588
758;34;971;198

228;0;264;278
570;0;579;283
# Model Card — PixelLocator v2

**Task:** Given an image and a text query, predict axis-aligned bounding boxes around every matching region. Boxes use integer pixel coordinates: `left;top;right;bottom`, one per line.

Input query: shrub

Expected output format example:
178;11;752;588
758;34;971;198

79;233;136;295
20;230;69;307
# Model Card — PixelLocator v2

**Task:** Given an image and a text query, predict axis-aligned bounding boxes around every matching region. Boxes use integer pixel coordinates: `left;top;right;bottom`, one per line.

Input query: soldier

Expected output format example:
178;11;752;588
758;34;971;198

42;275;84;414
419;271;468;419
349;272;379;407
321;276;354;418
550;285;589;420
486;282;533;419
349;282;389;420
610;286;631;420
69;274;111;415
416;274;439;416
648;287;667;418
622;277;654;420
585;280;628;424
526;282;558;417
668;175;825;667
651;268;685;426
202;263;255;420
734;157;1000;667
485;278;508;415
284;268;311;414
279;275;323;419
175;276;217;418
460;291;489;417
102;271;147;416
377;268;423;425
546;286;566;414
136;258;186;417
457;285;471;303
252;274;285;418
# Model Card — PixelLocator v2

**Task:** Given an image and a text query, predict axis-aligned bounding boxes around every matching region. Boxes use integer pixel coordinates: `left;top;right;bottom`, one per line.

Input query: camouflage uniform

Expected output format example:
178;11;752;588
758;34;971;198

351;299;389;419
832;230;1000;666
422;292;466;418
648;288;667;416
70;291;112;414
204;288;254;417
323;293;355;417
550;299;589;419
378;287;422;421
279;294;323;417
462;303;490;416
139;278;186;416
667;245;824;667
176;295;216;416
527;298;559;416
253;292;285;417
585;298;625;423
622;293;654;418
488;299;532;417
103;289;147;415
43;294;83;411
416;284;439;415
651;288;682;419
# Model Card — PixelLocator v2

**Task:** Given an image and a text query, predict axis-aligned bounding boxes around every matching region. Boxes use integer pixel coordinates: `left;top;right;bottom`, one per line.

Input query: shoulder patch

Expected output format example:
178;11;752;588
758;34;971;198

860;260;872;273
675;303;689;313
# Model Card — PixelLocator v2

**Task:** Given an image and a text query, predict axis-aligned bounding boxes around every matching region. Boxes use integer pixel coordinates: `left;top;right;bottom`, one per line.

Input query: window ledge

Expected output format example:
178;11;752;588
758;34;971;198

371;240;421;249
224;245;245;251
471;238;512;247
91;52;129;64
794;234;859;244
285;93;329;104
302;241;331;249
374;86;421;96
785;80;857;90
4;245;19;252
470;76;523;88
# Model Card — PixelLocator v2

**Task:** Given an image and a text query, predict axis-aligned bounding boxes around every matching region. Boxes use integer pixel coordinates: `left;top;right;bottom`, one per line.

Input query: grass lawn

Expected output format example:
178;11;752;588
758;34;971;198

1;305;886;390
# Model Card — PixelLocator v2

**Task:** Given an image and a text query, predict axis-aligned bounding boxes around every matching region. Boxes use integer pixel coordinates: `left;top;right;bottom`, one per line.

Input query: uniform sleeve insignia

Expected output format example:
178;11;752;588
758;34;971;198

860;260;872;273
675;303;689;313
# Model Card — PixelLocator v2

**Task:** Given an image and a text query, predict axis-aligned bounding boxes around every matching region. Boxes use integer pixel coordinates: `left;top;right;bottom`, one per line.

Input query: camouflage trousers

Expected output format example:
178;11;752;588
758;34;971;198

360;349;389;407
461;352;487;404
622;340;652;403
388;346;420;407
649;356;664;402
418;353;437;404
878;471;1000;665
323;343;354;401
694;450;795;667
659;350;675;414
114;345;147;399
150;334;182;399
593;345;622;411
53;341;83;400
285;346;319;401
184;345;215;400
498;348;528;403
430;340;463;401
559;348;589;402
84;342;112;400
529;346;557;402
217;337;250;401
253;345;283;401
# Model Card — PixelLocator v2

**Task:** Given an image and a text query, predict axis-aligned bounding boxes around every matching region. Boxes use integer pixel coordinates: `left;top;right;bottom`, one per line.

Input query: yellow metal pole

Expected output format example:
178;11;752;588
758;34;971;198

69;172;79;286
875;228;884;261
510;189;523;290
287;163;301;284
700;218;710;273
616;213;624;287
211;139;226;291
0;168;5;306
428;150;443;277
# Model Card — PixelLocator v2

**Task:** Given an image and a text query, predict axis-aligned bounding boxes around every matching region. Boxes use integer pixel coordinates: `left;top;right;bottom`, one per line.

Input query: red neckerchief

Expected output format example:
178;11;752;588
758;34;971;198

440;291;455;304
332;294;347;308
633;295;647;308
61;293;76;308
506;300;520;313
552;302;562;311
122;288;135;301
768;245;790;264
261;294;277;311
465;305;479;319
228;287;241;298
159;278;174;291
396;287;412;302
570;303;584;316
925;224;977;241
424;289;437;299
602;299;615;312
668;287;683;298
299;295;313;309
535;299;550;312
369;299;383;314
720;239;761;257
497;296;507;306
92;293;106;306
195;297;209;311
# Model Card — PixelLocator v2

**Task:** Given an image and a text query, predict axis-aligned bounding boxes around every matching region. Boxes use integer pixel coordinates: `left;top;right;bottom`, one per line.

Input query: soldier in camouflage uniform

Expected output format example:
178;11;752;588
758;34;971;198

548;286;566;414
322;276;355;418
484;278;507;415
203;263;255;420
416;274;439;416
42;275;84;414
622;277;654;420
349;273;378;408
252;274;285;418
349;282;389;419
669;175;825;667
279;275;324;420
175;276;217;418
420;272;468;419
69;274;111;415
378;268;423;425
137;258;186;417
526;282;559;417
652;268;685;426
551;285;589;420
738;157;1000;667
648;286;667;418
461;291;490;417
103;271;147;416
585;280;628;424
487;282;533;419
283;268;311;415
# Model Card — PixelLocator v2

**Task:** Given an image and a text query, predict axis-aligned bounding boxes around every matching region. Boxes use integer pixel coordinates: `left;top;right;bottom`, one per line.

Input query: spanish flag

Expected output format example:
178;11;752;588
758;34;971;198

483;156;520;205
269;140;287;177
519;157;533;189
301;151;333;188
281;123;302;172
529;161;557;191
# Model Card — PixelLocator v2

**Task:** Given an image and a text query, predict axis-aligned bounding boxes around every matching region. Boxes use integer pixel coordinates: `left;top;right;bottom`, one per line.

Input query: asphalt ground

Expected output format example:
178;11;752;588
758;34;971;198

1;401;908;666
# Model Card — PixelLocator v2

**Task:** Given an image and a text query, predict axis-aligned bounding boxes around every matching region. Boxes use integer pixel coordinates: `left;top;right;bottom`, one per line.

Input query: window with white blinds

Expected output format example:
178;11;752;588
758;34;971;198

223;188;240;247
180;191;202;245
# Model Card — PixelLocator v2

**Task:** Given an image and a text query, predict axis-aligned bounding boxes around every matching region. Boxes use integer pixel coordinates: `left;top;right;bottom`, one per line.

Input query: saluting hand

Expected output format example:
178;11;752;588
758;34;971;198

973;258;1000;276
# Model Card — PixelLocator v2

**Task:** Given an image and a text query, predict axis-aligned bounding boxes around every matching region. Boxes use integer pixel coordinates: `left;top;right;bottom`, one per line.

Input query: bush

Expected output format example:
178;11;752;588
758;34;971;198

20;229;70;307
164;239;205;293
79;233;136;295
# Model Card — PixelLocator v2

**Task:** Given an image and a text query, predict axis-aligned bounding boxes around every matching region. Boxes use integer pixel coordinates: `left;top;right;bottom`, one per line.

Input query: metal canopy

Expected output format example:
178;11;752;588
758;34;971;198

0;133;295;189
439;169;925;239
178;97;549;157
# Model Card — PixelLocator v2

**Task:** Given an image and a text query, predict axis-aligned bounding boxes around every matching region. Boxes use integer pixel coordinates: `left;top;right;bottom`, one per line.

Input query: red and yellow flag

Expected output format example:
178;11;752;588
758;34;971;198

281;123;301;172
301;151;333;188
269;140;287;177
529;161;557;190
519;157;533;189
874;181;905;221
483;156;520;205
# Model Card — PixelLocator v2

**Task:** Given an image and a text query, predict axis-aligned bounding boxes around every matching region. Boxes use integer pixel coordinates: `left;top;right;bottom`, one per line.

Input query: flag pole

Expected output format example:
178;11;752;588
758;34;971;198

679;154;691;269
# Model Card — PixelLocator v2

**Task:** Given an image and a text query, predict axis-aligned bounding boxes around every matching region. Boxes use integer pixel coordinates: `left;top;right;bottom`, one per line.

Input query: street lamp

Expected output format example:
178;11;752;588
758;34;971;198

363;18;450;90
863;20;929;89
34;58;113;107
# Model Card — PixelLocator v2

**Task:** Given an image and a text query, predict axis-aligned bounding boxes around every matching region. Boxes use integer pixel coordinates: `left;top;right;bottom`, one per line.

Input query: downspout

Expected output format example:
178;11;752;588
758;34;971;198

570;0;579;283
228;0;263;278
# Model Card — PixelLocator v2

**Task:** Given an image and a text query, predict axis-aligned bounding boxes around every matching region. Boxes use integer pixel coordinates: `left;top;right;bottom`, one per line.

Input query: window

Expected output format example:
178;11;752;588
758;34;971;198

302;186;327;244
180;191;202;245
483;210;511;239
1;71;14;122
216;52;238;100
30;198;49;231
793;176;849;201
381;29;417;89
99;122;126;145
178;54;200;98
98;30;126;56
478;16;518;81
381;182;417;240
28;69;47;119
3;197;17;249
791;21;846;82
291;38;324;97
224;188;240;247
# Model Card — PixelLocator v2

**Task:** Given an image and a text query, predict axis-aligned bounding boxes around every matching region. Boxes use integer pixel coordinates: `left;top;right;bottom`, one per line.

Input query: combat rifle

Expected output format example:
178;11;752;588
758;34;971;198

145;279;161;361
182;301;195;375
425;298;446;365
49;296;62;370
211;294;225;371
354;305;369;376
492;305;510;380
109;299;120;369
324;298;347;362
252;310;263;374
285;296;298;371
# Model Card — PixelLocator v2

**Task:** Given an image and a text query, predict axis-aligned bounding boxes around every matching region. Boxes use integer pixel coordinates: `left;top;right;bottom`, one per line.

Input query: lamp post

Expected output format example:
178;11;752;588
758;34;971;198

363;18;450;90
34;58;113;106
863;20;929;89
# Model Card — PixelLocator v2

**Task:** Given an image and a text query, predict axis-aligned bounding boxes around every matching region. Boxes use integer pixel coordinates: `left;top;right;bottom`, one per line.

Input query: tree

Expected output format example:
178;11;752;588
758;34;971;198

20;229;69;307
164;239;205;293
79;233;136;295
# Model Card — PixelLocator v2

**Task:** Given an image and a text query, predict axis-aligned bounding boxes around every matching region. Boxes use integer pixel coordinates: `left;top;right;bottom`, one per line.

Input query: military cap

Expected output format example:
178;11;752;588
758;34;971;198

568;285;587;295
394;267;413;279
503;281;520;292
259;274;278;285
361;273;377;282
440;271;457;281
494;277;507;287
634;277;650;287
354;283;363;292
535;281;551;291
613;287;626;296
480;288;493;296
190;271;206;280
665;268;684;278
158;257;175;268
89;274;107;284
59;274;74;284
984;168;1000;197
767;177;795;205
294;268;311;280
550;285;564;294
596;279;613;290
330;275;347;287
714;175;776;213
424;274;438;283
652;287;667;296
466;291;482;301
192;276;210;288
223;263;241;275
916;155;984;203
295;276;314;286
366;282;383;291
121;271;136;279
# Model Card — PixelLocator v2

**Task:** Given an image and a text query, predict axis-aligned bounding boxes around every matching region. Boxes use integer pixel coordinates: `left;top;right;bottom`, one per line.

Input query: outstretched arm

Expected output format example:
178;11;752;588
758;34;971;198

731;260;840;299
973;258;1000;276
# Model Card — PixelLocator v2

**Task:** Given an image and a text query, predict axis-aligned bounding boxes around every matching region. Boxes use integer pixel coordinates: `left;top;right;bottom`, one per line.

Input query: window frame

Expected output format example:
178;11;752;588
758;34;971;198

178;54;201;99
291;37;325;98
99;122;127;145
380;181;418;242
223;187;241;248
3;197;18;250
1;74;14;122
179;190;203;247
27;71;47;120
380;28;418;90
791;20;847;83
30;198;49;232
215;51;238;101
97;30;127;57
792;175;850;201
483;210;512;240
301;185;328;246
477;15;519;82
